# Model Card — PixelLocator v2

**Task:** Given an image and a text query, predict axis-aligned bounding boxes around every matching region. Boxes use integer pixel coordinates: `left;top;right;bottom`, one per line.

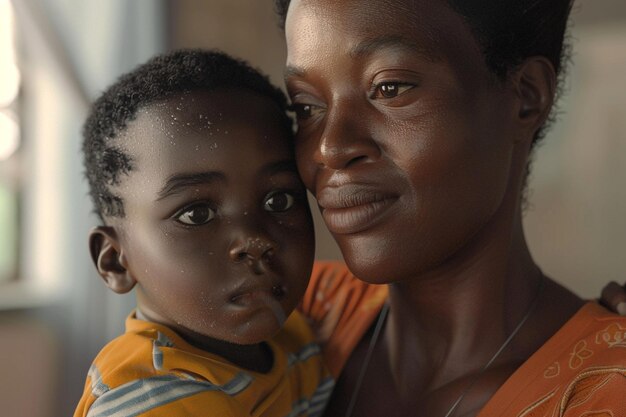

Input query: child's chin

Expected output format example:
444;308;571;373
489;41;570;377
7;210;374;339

228;310;286;345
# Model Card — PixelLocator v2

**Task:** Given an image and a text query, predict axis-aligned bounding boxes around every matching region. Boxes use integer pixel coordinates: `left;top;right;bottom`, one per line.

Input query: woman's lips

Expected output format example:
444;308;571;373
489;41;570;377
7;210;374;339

317;186;398;234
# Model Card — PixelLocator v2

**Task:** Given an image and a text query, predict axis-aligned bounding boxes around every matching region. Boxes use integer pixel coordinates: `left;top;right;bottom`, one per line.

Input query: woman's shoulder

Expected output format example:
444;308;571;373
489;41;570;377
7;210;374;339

557;305;626;417
564;301;626;366
481;302;626;416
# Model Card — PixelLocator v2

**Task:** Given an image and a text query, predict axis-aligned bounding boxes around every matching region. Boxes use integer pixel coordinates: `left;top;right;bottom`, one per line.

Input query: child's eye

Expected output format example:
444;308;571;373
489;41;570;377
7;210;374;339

264;192;295;212
371;82;414;99
175;204;215;225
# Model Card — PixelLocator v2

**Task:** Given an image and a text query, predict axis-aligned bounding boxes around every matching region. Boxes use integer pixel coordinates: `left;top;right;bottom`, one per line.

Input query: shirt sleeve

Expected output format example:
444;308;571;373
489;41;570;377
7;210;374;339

75;381;245;417
298;261;388;377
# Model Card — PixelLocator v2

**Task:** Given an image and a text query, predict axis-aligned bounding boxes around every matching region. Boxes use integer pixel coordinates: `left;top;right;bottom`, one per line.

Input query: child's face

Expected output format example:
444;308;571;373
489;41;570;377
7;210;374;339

111;89;314;345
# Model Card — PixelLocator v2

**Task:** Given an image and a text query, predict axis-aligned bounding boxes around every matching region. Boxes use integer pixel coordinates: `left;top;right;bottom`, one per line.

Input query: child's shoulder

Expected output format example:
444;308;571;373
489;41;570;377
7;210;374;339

74;321;246;417
85;324;181;395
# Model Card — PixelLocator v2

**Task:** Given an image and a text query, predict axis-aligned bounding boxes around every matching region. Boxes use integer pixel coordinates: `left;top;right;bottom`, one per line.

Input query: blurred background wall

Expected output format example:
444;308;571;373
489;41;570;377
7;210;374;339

0;1;624;416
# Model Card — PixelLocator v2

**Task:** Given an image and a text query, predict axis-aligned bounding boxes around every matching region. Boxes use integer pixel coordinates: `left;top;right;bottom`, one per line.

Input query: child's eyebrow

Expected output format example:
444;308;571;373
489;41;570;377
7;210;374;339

156;172;225;201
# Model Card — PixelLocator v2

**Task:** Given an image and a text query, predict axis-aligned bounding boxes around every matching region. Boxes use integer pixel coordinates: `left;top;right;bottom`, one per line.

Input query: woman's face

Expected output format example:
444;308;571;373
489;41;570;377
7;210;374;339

284;0;525;283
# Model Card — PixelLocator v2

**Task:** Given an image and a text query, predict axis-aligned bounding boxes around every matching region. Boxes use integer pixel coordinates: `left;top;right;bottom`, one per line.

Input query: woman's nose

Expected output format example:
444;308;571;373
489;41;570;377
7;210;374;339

314;100;381;170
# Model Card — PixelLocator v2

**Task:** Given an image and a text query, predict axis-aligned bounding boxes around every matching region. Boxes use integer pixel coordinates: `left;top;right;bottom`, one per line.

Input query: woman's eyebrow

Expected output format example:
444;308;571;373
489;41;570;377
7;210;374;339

284;64;305;80
350;35;442;62
156;172;225;201
285;35;442;80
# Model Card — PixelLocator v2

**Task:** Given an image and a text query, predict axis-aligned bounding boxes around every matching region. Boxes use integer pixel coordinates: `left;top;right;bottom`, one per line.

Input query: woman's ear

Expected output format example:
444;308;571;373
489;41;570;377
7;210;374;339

88;226;136;294
511;56;557;140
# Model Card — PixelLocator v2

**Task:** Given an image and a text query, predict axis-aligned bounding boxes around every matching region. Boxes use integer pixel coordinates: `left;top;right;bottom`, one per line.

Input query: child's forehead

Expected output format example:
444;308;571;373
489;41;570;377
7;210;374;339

141;90;221;120
136;89;285;131
112;91;295;187
120;88;292;158
147;88;277;112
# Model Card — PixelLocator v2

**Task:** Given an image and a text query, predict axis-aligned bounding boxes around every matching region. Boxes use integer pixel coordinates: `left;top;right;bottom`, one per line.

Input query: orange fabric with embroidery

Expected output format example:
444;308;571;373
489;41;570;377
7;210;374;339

478;302;626;417
302;262;626;416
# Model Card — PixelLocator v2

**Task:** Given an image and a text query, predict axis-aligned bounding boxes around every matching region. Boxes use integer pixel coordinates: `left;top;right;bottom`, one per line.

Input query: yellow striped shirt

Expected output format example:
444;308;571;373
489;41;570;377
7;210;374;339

74;310;333;417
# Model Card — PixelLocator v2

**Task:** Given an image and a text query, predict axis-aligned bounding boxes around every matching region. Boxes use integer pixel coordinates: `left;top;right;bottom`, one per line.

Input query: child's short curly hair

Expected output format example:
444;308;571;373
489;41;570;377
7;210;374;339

83;49;292;221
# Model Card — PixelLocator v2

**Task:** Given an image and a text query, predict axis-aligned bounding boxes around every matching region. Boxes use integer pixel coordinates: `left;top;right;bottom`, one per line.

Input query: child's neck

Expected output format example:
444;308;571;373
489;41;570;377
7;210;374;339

136;308;274;373
194;338;274;374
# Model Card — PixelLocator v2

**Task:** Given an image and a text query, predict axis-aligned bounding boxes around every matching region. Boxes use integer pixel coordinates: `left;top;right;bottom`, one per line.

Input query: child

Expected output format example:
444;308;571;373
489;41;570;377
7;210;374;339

74;49;334;417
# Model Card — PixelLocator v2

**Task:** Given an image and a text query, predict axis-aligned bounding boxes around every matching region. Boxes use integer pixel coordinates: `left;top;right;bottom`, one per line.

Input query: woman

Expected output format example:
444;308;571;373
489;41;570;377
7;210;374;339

275;0;626;416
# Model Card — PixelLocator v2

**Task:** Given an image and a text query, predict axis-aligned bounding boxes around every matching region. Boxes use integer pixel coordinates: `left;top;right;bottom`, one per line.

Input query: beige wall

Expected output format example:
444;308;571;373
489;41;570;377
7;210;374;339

170;1;626;297
524;22;626;297
0;313;59;417
171;0;286;91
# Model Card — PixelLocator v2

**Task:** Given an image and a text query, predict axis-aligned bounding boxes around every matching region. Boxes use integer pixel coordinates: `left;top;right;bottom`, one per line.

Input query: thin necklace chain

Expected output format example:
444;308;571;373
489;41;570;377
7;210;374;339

443;277;546;417
344;277;546;417
344;302;390;417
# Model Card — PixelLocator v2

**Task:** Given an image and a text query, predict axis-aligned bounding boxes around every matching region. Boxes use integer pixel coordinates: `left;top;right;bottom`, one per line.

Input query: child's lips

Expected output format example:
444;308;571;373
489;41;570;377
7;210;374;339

229;283;286;304
230;287;283;304
229;286;287;326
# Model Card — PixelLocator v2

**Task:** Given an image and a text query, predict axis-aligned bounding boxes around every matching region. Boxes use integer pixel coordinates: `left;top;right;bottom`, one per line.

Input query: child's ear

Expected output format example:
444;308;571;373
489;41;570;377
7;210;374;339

88;226;136;294
511;56;556;141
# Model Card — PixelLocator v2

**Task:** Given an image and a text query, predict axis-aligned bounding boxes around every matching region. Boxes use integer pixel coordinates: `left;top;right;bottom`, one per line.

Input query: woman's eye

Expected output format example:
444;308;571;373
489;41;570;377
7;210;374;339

175;204;215;225
290;103;325;121
373;82;414;99
264;192;295;212
290;103;313;120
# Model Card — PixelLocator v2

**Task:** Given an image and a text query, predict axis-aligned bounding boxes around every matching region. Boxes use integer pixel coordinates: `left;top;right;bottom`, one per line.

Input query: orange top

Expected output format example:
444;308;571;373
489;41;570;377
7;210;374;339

299;261;388;377
303;262;626;415
478;301;626;417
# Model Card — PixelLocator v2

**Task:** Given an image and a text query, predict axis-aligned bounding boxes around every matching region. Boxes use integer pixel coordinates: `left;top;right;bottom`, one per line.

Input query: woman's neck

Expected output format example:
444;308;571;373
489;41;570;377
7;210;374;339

383;210;545;396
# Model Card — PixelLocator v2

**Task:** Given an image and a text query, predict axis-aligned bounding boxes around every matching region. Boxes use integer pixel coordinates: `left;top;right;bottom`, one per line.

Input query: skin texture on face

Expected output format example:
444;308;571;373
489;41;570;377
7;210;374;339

96;89;314;352
284;0;532;284
283;2;579;416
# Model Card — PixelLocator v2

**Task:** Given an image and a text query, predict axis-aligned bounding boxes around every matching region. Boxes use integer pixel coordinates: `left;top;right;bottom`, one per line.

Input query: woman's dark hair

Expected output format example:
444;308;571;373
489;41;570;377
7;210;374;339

275;0;574;144
83;49;292;221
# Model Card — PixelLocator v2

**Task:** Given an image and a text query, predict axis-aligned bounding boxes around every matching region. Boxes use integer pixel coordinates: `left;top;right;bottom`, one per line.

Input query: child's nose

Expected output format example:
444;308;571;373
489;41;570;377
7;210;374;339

228;235;276;266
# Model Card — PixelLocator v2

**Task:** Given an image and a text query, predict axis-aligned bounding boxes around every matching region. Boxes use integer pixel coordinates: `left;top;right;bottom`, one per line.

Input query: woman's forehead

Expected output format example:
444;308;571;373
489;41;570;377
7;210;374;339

285;0;475;59
284;0;485;81
286;0;462;34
